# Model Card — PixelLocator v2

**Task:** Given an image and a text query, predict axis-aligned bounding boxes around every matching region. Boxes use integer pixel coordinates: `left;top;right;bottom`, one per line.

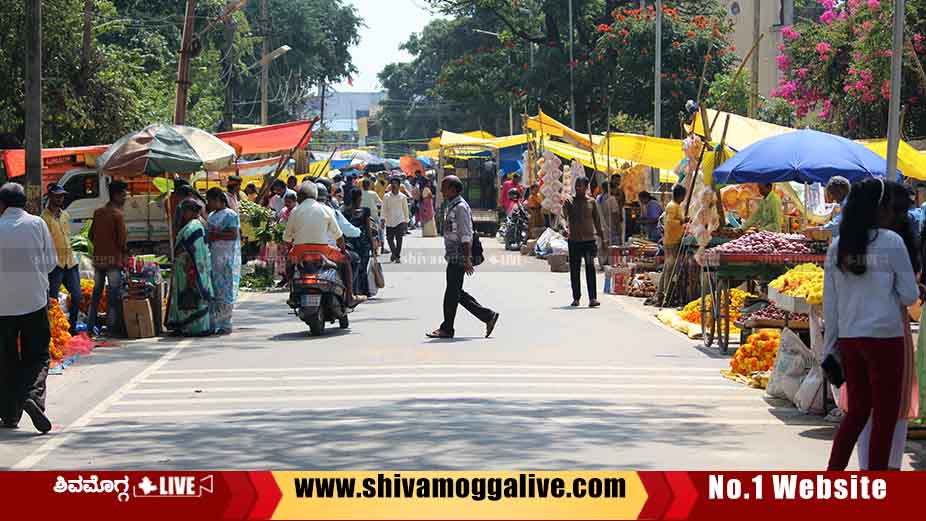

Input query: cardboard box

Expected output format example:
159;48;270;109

123;298;155;339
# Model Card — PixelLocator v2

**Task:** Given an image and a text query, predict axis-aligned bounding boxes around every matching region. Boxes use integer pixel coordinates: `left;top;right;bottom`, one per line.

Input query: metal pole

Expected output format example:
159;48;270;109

568;0;575;129
886;0;905;181
174;0;197;125
751;0;760;117
655;0;662;137
222;0;235;131
260;0;269;125
508;55;514;135
24;0;42;213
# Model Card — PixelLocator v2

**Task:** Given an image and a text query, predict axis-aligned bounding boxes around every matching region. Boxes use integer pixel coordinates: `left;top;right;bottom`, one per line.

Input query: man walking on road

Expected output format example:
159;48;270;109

383;177;410;263
0;183;56;433
43;184;81;331
427;176;499;339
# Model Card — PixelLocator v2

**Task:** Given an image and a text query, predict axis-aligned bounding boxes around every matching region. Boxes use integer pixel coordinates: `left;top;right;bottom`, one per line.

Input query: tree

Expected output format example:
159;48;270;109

236;0;361;124
706;72;796;127
774;0;926;138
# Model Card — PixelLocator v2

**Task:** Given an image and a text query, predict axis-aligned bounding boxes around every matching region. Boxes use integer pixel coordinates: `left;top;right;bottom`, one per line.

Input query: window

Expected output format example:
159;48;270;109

62;172;100;209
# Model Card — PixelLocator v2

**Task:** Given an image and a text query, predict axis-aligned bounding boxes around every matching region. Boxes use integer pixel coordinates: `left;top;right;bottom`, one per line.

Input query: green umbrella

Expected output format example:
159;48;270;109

96;124;236;176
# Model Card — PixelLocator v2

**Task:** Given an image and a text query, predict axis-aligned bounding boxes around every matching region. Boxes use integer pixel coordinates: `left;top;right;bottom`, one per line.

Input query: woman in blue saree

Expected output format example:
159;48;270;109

206;188;241;334
167;199;214;336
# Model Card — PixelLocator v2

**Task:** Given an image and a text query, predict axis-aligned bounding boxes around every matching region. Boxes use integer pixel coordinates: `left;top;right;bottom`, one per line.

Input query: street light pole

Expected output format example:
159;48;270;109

654;0;662;137
260;0;270;125
173;0;197;125
886;0;905;181
568;0;575;129
25;0;42;213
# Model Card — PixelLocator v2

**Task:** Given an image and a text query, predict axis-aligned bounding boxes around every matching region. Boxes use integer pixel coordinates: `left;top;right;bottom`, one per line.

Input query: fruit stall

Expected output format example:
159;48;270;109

696;231;826;353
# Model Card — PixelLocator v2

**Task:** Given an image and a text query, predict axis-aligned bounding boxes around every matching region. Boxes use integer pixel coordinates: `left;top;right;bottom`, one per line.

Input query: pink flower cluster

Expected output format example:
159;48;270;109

843;68;881;104
816;42;832;59
820;10;836;25
776;54;791;71
782;26;801;40
867;0;880;11
819;99;833;120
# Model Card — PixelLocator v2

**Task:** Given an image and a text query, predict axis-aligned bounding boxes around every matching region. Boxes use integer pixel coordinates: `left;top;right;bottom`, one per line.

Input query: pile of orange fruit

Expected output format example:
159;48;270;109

730;329;780;376
47;299;72;361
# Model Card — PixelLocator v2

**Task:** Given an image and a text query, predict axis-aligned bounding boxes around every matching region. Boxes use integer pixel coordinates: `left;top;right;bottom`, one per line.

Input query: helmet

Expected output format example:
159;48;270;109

508;187;521;199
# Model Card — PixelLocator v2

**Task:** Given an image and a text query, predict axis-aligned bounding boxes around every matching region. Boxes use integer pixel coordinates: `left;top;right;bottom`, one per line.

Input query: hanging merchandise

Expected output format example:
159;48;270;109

688;181;720;262
568;159;586;196
621;165;647;204
539;151;565;216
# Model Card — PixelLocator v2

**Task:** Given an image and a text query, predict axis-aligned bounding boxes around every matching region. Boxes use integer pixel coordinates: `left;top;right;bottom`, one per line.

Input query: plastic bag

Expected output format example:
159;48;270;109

550;238;568;255
795;365;826;414
767;328;814;402
366;260;379;297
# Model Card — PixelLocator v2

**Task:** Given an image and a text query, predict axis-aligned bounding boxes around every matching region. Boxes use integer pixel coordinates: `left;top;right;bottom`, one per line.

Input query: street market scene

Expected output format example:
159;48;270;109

3;0;926;477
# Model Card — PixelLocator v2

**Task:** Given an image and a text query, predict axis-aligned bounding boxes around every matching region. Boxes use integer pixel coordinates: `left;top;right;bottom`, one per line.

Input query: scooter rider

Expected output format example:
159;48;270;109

283;182;360;308
316;183;364;291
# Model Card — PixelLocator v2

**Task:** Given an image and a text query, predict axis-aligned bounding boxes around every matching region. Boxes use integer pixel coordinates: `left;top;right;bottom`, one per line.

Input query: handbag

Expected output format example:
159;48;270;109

470;227;485;266
371;256;385;289
821;352;844;388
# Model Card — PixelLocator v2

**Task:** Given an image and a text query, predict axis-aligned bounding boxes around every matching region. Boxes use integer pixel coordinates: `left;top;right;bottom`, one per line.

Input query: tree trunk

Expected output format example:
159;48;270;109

79;0;93;93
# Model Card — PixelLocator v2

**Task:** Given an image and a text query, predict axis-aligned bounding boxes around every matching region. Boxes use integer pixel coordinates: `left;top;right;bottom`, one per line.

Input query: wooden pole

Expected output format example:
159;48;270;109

24;0;42;214
174;0;197;125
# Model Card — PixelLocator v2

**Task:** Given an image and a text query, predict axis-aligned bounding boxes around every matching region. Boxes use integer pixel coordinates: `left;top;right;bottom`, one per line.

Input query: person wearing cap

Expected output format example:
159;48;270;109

88;180;129;337
225;175;243;213
42;184;81;330
0;182;57;432
166;198;214;336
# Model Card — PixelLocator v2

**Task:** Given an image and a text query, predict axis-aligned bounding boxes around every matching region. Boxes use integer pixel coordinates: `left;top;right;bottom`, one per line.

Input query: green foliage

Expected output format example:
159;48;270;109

706;71;796;127
609;112;653;135
775;0;926;138
0;0;359;146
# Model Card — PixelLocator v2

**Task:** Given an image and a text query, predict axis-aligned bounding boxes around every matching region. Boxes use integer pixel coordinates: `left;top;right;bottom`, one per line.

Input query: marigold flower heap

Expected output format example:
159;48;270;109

730;330;781;376
769;263;823;305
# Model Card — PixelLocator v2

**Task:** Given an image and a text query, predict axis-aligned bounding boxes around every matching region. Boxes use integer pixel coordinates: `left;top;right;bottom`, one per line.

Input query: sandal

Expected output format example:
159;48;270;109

426;329;454;339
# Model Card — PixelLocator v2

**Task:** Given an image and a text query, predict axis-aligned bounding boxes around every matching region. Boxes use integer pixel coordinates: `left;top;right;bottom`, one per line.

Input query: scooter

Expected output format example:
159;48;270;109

289;251;350;336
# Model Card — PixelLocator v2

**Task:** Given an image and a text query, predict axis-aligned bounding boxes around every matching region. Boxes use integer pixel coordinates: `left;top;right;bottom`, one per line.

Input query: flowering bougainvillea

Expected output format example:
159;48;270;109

774;0;926;138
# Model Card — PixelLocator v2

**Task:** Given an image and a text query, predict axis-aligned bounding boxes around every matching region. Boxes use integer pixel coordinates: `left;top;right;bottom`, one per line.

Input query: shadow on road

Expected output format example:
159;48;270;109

269;329;352;341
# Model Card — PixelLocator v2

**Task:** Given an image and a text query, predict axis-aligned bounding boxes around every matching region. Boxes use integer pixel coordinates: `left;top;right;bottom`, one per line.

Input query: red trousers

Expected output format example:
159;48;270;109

827;337;904;471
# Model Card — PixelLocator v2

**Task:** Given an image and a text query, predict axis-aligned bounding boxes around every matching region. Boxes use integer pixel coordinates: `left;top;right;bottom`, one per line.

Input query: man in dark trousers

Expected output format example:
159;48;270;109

0;183;57;433
427;176;499;339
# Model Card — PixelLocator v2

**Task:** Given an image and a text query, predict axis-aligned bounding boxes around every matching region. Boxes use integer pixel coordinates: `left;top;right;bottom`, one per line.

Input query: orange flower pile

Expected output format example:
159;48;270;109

730;330;781;376
64;279;106;315
47;299;72;361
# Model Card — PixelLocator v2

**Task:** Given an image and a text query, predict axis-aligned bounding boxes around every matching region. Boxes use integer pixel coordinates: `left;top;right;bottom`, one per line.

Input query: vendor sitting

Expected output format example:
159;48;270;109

637;191;663;242
805;176;850;238
739;183;782;233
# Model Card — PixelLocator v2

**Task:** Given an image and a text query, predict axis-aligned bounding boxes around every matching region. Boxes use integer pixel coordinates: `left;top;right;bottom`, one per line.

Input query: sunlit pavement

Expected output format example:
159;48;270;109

3;233;923;470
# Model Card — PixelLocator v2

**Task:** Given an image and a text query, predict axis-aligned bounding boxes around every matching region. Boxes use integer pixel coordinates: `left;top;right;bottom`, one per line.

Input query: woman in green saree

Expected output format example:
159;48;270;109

167;199;214;336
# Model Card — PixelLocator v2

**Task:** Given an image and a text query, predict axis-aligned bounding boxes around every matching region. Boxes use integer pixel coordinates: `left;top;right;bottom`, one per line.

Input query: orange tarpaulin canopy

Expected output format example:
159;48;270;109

2;120;314;178
400;156;426;177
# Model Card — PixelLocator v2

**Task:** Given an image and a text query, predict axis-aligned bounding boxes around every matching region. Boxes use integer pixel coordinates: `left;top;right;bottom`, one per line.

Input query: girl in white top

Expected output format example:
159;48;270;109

825;178;919;471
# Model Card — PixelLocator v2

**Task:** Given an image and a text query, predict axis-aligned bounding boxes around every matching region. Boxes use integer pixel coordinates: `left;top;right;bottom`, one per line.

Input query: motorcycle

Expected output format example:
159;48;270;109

503;203;529;251
289;250;350;335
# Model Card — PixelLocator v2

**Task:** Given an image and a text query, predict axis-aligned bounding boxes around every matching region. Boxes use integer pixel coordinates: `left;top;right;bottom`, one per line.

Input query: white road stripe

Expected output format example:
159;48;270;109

109;392;763;407
152;364;724;375
12;338;195;469
89;403;801;422
141;372;721;384
126;382;737;395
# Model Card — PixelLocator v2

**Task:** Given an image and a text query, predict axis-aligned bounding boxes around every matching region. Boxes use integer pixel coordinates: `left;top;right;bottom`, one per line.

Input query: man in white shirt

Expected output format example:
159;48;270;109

0;183;56;433
283;182;359;307
383;177;410;263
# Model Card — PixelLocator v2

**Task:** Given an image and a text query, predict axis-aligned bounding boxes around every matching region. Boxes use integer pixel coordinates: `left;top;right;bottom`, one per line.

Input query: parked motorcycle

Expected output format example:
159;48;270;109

289;250;350;335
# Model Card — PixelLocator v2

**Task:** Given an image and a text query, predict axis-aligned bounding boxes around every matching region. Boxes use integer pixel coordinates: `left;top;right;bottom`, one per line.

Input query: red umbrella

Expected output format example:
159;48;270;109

400;156;425;177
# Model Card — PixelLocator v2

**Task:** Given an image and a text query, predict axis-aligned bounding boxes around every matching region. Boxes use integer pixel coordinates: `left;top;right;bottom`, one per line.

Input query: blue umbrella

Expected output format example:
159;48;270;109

713;129;894;185
416;156;434;169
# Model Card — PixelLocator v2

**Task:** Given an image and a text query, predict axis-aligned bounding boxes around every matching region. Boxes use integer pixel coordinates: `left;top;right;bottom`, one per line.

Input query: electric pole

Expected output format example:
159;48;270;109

319;82;327;130
655;0;662;137
751;0;760;118
886;0;905;181
174;0;197;125
568;0;575;129
260;0;270;125
222;0;236;131
25;0;42;213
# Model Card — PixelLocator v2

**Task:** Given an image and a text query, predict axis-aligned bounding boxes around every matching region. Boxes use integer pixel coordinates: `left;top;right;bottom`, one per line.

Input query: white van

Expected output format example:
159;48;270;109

57;168;170;247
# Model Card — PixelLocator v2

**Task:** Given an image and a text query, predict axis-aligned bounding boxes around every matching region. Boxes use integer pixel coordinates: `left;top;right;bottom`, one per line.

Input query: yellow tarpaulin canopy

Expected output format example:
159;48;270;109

690;109;795;151
593;134;686;171
858;139;926;181
428;130;496;150
542;138;678;184
526;109;603;149
438;131;530;149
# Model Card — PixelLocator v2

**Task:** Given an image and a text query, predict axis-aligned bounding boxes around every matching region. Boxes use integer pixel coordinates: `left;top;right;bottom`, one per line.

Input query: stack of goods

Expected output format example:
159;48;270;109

47;299;72;362
769;263;824;305
729;330;781;377
658;288;752;339
741;304;809;325
66;278;106;315
677;288;752;326
627;273;656;298
707;231;812;256
539;151;565;216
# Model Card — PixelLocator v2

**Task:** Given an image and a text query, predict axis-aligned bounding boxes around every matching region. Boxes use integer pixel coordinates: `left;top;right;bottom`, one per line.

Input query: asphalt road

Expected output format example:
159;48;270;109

2;234;923;470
